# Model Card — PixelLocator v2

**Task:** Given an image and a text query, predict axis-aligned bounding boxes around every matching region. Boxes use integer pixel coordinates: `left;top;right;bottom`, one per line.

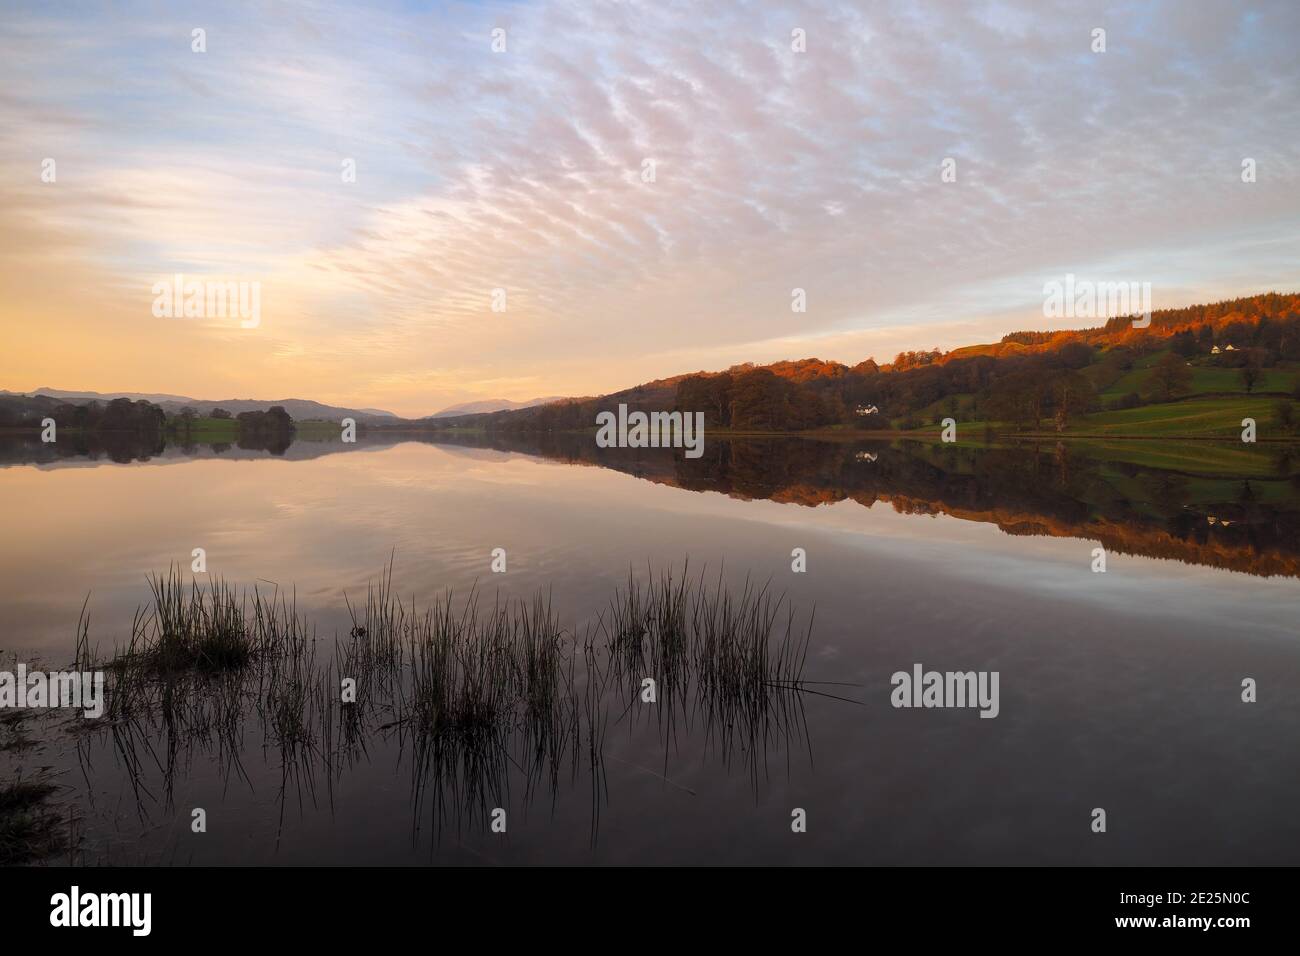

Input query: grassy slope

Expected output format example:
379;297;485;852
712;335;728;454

1099;350;1298;400
1066;396;1287;438
887;344;1299;443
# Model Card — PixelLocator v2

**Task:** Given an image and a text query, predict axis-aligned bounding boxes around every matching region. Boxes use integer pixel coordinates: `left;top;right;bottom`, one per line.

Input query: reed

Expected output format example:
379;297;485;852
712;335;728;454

71;561;824;845
597;565;815;783
107;566;260;677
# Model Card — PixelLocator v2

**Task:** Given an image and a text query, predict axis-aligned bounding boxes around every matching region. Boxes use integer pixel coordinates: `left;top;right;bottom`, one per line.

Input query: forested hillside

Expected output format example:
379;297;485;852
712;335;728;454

426;293;1300;436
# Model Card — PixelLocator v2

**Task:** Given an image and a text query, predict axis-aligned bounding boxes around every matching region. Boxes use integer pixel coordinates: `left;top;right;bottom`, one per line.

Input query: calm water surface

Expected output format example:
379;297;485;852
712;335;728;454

2;434;1299;864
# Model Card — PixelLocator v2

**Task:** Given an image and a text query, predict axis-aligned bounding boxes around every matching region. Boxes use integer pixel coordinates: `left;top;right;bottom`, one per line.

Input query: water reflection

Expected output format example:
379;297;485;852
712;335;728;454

0;430;360;465
45;565;818;861
4;430;1300;865
10;430;1290;577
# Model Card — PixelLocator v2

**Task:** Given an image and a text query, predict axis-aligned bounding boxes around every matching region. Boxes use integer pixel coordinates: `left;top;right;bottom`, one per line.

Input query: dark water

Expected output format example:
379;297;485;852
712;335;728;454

3;432;1299;865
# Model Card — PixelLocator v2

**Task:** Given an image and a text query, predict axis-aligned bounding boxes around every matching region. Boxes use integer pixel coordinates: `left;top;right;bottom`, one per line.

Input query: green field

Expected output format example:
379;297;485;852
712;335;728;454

891;395;1298;442
171;417;238;440
885;348;1299;438
1065;396;1289;439
169;417;341;440
1098;351;1298;400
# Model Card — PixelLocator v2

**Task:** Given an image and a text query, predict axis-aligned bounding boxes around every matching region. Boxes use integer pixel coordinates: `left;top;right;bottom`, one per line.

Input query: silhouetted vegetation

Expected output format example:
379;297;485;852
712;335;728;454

235;405;293;434
233;405;295;453
0;395;299;458
108;571;264;675
0;395;167;435
39;563;819;847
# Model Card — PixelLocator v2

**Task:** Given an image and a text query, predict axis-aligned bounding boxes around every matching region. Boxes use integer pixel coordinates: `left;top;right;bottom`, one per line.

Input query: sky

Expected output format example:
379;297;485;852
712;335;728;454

1;0;1297;417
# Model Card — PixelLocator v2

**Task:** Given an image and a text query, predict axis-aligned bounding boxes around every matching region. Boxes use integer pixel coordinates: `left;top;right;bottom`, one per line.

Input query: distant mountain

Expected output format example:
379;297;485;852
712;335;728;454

1;388;398;423
429;396;564;418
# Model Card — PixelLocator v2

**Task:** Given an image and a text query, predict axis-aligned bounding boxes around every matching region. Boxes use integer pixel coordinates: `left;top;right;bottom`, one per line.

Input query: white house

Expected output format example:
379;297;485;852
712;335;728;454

855;404;880;416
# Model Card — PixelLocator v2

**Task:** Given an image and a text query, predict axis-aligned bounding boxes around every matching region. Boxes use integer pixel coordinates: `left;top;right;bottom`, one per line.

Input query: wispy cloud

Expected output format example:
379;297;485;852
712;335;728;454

2;0;1297;415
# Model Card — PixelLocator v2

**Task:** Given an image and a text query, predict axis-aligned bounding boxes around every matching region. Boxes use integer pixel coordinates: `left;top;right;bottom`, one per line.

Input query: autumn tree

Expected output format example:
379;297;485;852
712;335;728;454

1049;370;1095;430
1145;352;1192;402
985;368;1050;428
676;373;733;426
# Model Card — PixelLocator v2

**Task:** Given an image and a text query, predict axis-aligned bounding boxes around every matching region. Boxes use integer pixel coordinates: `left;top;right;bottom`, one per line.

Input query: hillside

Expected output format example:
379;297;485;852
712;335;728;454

8;292;1299;441
419;292;1300;440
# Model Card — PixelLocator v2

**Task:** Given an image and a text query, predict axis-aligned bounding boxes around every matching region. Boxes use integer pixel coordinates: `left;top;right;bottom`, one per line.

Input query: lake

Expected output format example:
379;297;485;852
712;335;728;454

3;432;1299;865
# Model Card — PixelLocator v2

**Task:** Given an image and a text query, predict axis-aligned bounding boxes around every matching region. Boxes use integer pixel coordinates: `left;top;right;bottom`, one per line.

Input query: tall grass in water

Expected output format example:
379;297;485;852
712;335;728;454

378;586;582;832
108;566;260;677
340;557;405;715
599;565;815;781
72;562;822;847
603;565;811;699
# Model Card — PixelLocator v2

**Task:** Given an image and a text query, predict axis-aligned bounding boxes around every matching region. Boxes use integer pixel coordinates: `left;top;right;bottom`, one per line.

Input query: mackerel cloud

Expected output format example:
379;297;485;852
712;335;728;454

1;0;1297;414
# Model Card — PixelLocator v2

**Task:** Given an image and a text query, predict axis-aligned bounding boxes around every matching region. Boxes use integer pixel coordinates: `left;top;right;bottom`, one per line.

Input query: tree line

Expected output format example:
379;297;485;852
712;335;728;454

0;396;296;440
